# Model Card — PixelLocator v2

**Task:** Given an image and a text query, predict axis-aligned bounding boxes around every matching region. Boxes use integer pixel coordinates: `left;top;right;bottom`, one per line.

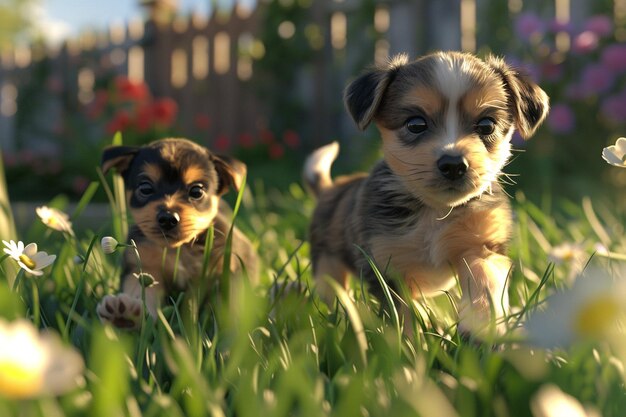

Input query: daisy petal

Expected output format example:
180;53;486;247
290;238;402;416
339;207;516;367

31;254;56;270
603;137;626;167
23;243;38;257
615;137;626;153
18;263;44;276
602;147;624;166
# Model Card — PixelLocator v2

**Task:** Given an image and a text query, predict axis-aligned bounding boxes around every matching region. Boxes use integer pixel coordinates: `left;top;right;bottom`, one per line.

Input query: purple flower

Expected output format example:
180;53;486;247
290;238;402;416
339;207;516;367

515;12;545;42
549;19;575;34
572;31;599;54
548;104;575;134
565;83;586;101
601;44;626;74
511;130;525;147
584;15;613;37
506;57;541;82
600;94;626;123
580;64;615;96
541;62;563;82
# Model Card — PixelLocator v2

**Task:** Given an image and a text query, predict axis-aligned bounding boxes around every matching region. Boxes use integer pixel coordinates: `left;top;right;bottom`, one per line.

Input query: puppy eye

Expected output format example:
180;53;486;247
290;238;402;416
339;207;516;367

189;185;205;200
475;118;496;136
137;182;154;197
406;117;428;135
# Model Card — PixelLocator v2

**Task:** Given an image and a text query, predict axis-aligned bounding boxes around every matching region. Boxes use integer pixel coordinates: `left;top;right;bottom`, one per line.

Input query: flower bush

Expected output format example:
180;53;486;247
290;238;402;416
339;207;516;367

85;76;179;145
502;12;626;199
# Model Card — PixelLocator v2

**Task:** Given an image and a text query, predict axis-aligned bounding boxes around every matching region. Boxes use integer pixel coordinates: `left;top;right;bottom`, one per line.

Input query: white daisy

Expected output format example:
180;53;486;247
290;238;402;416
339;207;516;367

530;384;597;417
35;206;74;235
0;319;84;399
548;242;588;279
100;236;119;254
602;137;626;168
525;267;626;348
548;243;585;265
2;240;56;276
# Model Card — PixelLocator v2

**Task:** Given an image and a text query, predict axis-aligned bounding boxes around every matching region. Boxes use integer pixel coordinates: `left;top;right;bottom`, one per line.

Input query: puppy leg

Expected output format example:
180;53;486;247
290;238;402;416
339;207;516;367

314;254;350;305
97;241;166;329
96;292;143;329
455;251;511;336
121;275;162;318
97;275;163;330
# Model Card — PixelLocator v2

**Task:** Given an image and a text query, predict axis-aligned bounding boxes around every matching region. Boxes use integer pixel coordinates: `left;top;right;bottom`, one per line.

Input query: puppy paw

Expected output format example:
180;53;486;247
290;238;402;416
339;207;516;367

457;310;507;343
96;294;143;330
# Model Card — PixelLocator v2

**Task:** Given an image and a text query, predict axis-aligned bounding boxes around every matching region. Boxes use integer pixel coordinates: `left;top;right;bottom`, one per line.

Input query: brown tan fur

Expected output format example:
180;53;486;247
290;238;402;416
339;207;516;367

98;138;258;329
306;51;549;336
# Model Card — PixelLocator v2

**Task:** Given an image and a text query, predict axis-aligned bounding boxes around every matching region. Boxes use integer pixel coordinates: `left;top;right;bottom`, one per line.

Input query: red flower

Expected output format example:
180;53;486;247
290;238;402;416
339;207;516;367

19;149;35;164
152;98;178;127
238;132;255;149
86;90;109;120
2;151;17;168
260;129;275;145
106;110;132;135
282;129;300;149
135;104;153;133
115;76;149;102
72;176;90;195
194;114;211;130
214;135;230;152
268;143;284;160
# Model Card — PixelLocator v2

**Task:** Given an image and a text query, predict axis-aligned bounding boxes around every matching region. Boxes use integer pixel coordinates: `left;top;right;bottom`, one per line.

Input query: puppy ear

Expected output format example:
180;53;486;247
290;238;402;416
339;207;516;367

487;56;549;139
212;154;247;195
344;54;409;130
101;146;140;175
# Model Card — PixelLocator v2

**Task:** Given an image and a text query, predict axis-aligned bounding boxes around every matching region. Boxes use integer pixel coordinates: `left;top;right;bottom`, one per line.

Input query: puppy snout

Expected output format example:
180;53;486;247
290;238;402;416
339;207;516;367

157;210;180;231
437;155;468;181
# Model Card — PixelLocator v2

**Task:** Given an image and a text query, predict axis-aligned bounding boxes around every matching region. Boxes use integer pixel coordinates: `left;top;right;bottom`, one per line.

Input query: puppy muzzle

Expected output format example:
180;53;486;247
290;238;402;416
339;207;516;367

157;210;180;232
437;155;468;181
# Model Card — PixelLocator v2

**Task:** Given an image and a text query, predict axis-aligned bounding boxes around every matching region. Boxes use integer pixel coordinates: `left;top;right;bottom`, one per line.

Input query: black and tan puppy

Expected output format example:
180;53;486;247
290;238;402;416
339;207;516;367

305;51;548;335
97;138;258;328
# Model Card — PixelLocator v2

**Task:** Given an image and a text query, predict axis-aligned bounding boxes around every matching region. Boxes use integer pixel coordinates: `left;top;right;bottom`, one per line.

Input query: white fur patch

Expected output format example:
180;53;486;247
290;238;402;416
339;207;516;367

303;141;340;192
432;55;475;147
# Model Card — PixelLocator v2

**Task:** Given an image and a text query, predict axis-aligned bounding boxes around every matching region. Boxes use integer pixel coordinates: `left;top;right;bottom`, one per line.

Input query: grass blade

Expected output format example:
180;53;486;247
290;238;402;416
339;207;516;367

355;245;402;348
324;277;368;366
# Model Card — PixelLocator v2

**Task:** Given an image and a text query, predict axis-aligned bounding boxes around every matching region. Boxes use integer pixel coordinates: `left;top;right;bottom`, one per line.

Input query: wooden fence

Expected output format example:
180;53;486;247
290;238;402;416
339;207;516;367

0;0;624;154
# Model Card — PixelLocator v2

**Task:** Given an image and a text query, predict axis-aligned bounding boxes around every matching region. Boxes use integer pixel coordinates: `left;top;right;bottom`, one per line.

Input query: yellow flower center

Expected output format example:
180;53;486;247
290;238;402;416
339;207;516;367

0;359;44;399
574;295;620;338
18;254;36;270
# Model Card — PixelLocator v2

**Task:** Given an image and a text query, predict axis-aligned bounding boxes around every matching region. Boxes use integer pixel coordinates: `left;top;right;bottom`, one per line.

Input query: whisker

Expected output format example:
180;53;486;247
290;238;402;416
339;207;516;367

405;169;431;175
387;151;425;167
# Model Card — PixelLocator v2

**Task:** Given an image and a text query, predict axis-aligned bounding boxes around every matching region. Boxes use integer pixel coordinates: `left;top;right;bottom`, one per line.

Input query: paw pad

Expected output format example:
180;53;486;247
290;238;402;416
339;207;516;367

96;294;143;330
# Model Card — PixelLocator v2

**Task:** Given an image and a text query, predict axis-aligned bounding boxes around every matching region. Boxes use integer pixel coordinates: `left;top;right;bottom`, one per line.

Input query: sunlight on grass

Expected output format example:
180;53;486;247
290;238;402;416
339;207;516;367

0;156;626;416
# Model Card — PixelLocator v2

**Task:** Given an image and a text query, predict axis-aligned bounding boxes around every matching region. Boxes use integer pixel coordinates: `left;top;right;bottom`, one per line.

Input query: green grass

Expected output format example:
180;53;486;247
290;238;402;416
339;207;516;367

1;171;626;416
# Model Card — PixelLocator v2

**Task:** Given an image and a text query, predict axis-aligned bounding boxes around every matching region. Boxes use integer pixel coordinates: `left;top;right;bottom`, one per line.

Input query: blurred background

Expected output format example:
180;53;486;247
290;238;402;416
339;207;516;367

0;0;625;206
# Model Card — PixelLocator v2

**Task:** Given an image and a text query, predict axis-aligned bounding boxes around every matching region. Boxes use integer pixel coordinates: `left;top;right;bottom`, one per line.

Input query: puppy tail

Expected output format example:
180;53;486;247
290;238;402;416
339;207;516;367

303;141;340;198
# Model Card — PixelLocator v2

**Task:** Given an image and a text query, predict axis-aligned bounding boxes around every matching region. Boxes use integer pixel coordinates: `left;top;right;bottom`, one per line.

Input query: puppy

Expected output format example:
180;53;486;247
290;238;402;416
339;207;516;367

305;51;548;335
97;138;258;329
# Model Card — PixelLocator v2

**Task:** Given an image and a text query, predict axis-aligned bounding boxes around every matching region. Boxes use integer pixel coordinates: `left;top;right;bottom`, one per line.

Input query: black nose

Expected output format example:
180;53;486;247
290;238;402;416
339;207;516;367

437;155;468;180
157;211;180;231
